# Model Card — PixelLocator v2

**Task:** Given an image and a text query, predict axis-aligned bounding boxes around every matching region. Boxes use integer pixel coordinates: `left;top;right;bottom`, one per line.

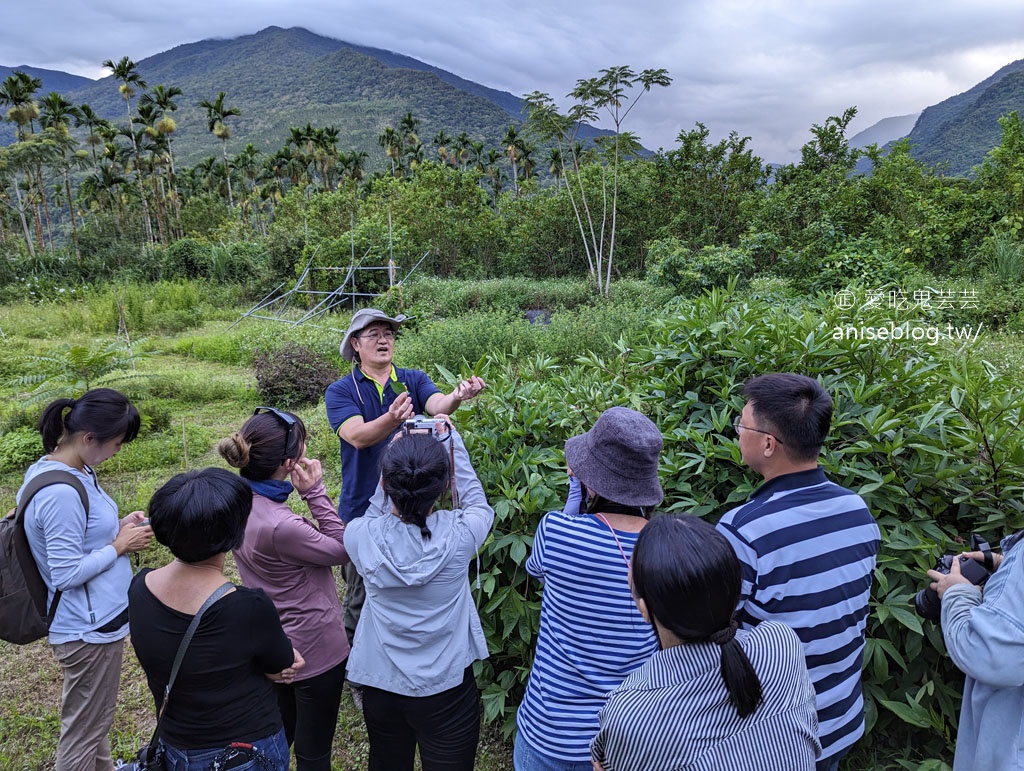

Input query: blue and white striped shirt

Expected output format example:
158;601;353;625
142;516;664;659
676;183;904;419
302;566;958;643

517;510;658;762
716;467;880;762
592;621;820;771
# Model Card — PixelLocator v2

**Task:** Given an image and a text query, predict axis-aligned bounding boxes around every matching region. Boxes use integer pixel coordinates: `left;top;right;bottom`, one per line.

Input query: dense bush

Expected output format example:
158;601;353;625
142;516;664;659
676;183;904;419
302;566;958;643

646;239;755;293
0;427;42;471
450;286;1023;769
253;341;338;410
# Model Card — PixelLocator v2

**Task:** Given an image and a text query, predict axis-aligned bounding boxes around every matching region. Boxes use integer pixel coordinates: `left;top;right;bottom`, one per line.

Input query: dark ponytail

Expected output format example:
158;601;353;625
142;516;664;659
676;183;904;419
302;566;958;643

380;434;450;539
709;620;763;718
631;514;764;718
38;388;141;453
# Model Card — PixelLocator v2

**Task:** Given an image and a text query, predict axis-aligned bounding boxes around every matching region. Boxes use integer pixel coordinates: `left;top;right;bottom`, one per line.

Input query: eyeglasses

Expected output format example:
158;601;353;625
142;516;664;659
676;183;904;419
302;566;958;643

357;330;396;342
732;418;784;445
253;406;298;462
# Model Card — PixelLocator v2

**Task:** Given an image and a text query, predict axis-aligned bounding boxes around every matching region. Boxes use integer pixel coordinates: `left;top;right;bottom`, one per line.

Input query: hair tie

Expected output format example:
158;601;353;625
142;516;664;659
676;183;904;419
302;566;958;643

710;619;738;646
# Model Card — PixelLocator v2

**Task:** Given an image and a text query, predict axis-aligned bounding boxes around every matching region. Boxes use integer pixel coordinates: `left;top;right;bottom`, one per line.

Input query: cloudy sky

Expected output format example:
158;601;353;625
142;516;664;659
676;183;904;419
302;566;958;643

4;0;1024;162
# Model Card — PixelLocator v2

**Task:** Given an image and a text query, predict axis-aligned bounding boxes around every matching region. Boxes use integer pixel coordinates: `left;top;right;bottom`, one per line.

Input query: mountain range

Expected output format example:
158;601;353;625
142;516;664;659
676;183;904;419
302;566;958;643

2;26;613;171
2;27;1023;176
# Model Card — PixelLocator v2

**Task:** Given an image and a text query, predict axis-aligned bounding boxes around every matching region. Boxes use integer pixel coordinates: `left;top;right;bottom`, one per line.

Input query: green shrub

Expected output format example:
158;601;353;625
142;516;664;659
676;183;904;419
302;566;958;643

163;238;213;280
0;428;42;471
253;342;338;410
809;240;916;293
646;238;754;294
449;286;1024;768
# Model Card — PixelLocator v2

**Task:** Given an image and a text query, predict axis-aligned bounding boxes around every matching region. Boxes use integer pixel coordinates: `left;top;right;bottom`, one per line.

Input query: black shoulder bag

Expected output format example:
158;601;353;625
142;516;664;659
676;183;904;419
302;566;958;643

124;581;234;770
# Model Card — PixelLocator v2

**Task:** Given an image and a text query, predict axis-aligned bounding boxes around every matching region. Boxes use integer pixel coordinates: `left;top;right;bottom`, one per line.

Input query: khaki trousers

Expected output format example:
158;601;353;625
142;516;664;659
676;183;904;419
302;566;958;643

52;638;125;771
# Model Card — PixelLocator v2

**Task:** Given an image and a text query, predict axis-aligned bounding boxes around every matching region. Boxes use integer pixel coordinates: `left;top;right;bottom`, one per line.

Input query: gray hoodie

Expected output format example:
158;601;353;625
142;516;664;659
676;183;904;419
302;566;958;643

343;428;494;696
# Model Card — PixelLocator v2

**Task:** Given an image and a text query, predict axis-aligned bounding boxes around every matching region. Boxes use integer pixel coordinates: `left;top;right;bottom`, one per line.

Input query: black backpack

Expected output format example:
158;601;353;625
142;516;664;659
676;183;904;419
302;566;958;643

0;470;88;644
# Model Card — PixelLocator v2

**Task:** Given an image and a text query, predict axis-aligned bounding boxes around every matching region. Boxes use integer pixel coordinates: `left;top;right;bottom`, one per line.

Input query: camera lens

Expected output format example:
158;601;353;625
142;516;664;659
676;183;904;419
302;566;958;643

913;586;942;621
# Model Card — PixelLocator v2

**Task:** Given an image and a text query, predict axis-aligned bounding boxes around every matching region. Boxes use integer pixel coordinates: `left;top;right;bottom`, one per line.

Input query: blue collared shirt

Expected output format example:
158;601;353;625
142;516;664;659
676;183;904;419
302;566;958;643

324;366;440;521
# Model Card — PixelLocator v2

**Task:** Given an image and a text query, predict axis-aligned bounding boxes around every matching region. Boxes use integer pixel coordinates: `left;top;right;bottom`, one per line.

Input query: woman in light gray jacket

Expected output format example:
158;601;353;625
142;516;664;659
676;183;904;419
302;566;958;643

343;420;493;771
20;388;153;770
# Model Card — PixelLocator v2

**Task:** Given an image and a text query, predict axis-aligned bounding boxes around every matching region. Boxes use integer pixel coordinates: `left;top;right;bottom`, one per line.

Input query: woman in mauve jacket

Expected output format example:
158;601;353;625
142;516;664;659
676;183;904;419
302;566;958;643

219;406;350;771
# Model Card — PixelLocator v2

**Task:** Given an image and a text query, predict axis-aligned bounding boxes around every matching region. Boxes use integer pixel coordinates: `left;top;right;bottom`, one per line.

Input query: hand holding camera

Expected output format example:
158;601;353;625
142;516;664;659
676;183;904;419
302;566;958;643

916;533;996;620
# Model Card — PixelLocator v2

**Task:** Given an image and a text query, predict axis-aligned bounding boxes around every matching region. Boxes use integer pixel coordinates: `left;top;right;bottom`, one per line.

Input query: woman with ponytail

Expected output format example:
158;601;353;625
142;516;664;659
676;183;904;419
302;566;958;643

18;388;152;770
343;419;494;771
591;514;820;770
218;407;349;771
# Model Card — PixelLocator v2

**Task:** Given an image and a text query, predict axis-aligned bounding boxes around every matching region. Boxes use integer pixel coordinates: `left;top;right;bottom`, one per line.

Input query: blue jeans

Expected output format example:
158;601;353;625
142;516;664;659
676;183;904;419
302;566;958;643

513;734;592;771
816;751;843;771
161;728;289;770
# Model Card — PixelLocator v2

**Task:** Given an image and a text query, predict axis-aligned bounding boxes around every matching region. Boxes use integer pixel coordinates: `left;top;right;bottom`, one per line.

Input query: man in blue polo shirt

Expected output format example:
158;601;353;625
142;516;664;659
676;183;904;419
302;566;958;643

324;308;485;651
715;373;880;771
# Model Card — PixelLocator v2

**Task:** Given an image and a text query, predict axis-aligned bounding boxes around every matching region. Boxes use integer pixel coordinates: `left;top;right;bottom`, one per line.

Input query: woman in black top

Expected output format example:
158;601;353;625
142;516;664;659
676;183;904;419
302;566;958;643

128;467;303;770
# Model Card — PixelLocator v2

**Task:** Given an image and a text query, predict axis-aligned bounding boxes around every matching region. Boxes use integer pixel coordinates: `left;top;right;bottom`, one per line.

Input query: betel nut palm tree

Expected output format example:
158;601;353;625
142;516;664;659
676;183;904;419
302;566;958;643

103;55;154;242
198;91;242;206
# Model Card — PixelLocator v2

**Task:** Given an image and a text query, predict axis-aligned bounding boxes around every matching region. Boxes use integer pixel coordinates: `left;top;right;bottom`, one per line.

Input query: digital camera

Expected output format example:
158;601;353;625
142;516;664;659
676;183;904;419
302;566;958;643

401;417;449;440
914;533;994;621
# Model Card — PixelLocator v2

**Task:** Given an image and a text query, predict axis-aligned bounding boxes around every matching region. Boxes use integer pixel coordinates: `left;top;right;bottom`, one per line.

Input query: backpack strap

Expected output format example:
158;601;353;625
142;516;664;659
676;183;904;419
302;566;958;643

16;470;90;625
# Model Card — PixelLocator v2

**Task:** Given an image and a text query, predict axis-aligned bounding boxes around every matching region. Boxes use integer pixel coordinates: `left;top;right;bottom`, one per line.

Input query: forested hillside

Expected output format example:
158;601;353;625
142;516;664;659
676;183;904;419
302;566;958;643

904;56;1024;174
55;26;524;169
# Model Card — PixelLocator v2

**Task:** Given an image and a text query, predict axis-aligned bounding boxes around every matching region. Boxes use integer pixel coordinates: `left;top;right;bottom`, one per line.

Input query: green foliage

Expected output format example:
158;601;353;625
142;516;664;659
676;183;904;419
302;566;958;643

377;276;597;321
6;339;154;405
0;427;42;471
987;231;1024;285
650;123;769;249
163;238;213;279
253;341;337;410
440;285;1024;769
646;239;754;293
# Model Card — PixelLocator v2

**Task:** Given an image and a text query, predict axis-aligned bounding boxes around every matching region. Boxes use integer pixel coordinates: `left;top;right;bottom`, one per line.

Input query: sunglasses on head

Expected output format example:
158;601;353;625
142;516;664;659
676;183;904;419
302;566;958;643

253;406;298;463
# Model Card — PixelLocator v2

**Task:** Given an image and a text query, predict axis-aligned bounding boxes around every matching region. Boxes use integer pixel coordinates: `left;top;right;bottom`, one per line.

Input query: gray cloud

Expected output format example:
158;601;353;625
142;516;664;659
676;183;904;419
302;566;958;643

4;0;1024;161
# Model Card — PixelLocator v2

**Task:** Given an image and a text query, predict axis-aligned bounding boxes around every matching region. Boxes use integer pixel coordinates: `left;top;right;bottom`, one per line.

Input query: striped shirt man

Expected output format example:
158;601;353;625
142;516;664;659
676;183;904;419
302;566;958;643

591;621;820;770
516;510;658;764
716;467;880;766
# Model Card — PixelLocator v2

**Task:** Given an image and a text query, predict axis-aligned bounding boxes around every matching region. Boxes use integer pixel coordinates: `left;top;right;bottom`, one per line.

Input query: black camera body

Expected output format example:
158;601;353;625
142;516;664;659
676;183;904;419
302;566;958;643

914;534;995;621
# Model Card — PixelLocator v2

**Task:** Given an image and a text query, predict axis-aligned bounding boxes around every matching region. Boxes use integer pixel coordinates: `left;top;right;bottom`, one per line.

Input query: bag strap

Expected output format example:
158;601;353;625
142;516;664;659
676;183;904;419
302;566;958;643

15;470;89;625
144;581;234;750
594;514;631;569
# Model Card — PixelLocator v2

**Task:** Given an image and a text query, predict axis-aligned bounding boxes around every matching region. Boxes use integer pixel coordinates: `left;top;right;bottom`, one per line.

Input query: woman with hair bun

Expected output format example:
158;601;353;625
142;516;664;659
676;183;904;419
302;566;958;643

218;407;349;771
18;387;152;770
591;514;820;770
343;419;494;771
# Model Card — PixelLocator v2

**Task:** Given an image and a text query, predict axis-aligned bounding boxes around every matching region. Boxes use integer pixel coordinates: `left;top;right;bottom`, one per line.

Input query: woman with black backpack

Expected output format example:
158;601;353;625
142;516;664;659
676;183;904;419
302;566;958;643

18;388;153;770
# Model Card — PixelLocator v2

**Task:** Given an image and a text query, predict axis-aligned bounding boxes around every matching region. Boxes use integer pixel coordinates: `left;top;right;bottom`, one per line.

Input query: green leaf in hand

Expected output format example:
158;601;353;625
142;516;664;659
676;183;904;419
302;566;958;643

391;381;407;395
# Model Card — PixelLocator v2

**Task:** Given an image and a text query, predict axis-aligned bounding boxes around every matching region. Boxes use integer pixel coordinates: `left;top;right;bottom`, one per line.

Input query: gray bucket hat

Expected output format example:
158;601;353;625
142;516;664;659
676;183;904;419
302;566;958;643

340;309;408;362
564;407;664;508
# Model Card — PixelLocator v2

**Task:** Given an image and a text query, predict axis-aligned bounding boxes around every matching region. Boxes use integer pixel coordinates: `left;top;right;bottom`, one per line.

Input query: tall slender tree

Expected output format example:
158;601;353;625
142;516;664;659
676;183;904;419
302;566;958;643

40;93;85;258
198;92;241;206
74;104;111;163
525;65;671;294
139;84;183;227
0;72;45;249
103;56;153;242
